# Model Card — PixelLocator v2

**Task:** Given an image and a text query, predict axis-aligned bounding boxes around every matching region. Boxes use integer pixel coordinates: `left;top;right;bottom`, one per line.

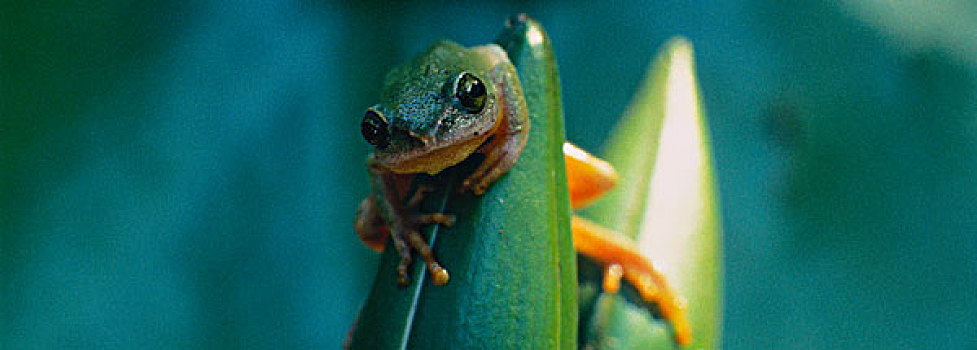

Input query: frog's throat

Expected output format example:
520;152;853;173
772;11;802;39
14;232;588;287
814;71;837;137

383;107;504;175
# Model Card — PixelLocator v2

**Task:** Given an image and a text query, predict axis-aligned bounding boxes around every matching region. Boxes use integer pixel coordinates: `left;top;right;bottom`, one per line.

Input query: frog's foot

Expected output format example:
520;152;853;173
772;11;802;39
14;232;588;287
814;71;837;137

573;216;692;346
461;127;529;195
600;262;692;346
392;186;456;286
461;147;511;195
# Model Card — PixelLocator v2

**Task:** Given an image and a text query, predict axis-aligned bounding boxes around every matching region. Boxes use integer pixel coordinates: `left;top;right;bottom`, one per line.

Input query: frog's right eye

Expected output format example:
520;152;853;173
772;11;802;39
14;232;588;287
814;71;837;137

361;108;389;148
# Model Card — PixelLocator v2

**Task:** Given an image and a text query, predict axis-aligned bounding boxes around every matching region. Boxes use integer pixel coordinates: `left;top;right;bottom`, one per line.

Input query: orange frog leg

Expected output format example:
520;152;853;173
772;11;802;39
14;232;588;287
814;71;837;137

564;142;692;346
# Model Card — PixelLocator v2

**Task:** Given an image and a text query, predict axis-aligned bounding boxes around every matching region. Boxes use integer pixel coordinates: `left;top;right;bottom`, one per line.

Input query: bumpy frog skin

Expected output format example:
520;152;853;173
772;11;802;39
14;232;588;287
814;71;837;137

355;40;529;286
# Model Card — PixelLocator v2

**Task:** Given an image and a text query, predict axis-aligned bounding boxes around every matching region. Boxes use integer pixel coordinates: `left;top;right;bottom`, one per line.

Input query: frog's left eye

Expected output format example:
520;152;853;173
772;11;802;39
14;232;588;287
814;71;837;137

454;72;487;113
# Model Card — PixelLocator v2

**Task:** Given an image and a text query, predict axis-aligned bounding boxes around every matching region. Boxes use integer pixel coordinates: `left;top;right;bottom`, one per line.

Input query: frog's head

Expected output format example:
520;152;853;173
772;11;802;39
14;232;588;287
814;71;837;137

361;40;511;175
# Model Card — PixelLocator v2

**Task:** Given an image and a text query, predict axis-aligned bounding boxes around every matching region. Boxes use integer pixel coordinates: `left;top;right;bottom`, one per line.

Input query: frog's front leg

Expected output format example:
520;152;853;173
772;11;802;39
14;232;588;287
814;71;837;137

355;161;455;286
460;46;530;195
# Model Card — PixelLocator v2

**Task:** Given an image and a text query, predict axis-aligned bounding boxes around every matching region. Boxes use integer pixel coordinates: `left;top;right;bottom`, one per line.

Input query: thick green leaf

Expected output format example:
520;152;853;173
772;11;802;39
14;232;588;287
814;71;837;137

348;16;576;349
579;38;722;349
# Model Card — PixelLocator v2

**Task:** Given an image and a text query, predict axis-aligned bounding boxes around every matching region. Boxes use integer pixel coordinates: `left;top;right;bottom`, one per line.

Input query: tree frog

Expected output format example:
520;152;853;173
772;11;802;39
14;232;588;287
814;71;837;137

354;40;529;287
353;17;691;346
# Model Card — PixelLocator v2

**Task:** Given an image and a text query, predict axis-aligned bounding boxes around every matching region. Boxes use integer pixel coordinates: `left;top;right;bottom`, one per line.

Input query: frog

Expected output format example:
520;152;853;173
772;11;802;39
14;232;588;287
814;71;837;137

354;40;529;287
353;17;691;346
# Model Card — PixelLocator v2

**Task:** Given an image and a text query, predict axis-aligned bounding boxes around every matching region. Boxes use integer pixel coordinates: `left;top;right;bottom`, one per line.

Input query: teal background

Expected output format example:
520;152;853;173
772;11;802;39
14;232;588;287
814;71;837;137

3;1;975;348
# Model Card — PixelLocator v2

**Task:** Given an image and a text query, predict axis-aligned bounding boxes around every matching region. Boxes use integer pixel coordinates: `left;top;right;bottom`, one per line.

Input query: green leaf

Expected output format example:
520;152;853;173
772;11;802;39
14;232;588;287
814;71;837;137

579;38;722;349
347;16;577;349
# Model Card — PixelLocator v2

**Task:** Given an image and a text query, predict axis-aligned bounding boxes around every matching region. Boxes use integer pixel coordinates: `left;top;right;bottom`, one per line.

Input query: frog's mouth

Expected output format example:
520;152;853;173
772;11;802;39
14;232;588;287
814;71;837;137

381;132;493;175
378;105;503;175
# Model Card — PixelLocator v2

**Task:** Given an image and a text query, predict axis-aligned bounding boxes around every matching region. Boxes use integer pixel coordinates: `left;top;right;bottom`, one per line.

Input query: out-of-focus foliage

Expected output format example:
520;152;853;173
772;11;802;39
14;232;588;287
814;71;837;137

3;1;976;349
578;38;720;349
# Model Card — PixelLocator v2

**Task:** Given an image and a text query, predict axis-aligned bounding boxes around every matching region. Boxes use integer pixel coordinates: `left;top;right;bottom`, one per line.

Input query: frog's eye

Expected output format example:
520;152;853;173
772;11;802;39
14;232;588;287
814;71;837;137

361;108;389;148
454;72;487;113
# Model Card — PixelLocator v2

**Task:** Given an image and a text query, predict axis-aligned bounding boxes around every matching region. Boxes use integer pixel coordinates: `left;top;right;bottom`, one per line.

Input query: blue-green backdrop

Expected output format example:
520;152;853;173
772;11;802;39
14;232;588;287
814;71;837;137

4;1;976;348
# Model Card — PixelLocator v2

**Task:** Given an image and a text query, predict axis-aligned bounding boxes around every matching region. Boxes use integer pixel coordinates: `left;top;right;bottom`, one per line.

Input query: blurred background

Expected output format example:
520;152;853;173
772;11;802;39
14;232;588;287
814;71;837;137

4;1;976;348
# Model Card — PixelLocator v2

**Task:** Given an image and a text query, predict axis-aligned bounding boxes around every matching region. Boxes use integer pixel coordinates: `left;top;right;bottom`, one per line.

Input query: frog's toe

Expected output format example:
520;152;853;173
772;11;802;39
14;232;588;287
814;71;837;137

416;213;456;227
429;262;449;286
602;263;624;294
471;183;489;195
397;271;411;286
394;241;413;286
459;176;490;195
404;228;450;285
619;265;692;346
458;178;476;193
